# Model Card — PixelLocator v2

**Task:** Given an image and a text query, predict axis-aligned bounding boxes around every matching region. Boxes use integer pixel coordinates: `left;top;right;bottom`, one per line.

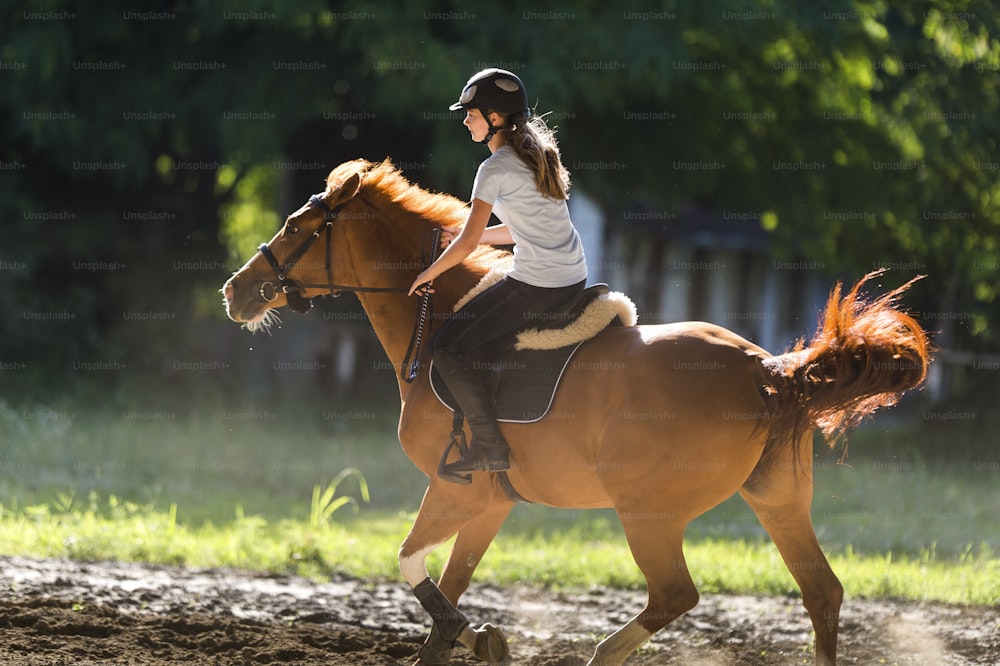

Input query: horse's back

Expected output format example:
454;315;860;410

538;321;773;449
630;321;772;357
577;321;773;395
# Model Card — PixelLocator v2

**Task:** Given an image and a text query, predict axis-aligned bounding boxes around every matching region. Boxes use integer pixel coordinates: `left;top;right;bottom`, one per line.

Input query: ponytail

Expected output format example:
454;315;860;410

498;112;571;200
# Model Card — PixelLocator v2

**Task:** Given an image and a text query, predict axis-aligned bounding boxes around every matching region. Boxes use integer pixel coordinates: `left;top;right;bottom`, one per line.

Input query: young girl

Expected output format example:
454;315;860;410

408;68;587;481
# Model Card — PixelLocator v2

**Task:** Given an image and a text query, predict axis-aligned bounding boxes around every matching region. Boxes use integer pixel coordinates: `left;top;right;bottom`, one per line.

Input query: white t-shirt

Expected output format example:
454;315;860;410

471;146;588;288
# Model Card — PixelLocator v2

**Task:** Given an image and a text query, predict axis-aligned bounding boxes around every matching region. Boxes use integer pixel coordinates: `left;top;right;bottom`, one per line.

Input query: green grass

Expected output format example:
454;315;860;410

0;398;428;522
1;398;998;606
0;496;996;606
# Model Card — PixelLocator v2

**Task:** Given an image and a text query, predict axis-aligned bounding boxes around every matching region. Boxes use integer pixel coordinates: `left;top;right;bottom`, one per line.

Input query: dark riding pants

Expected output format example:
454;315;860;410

432;276;586;436
433;276;586;356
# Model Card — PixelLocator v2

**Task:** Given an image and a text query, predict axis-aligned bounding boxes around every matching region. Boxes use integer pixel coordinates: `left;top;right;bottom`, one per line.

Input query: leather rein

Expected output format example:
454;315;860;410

256;193;439;383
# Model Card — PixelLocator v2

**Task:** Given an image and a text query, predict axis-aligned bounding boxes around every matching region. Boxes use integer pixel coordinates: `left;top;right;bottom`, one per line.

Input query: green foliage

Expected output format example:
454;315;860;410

218;163;282;267
1;1;998;393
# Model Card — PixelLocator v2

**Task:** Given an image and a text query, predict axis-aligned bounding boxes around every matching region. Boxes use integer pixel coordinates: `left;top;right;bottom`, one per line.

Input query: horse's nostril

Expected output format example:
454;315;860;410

224;281;234;303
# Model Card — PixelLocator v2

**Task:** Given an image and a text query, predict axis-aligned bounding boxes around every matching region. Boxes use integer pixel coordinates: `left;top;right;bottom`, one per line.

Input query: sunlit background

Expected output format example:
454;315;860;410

1;1;997;565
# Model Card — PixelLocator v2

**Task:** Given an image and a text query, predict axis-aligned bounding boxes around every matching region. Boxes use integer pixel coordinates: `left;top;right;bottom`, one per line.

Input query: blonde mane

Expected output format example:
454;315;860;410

325;159;512;277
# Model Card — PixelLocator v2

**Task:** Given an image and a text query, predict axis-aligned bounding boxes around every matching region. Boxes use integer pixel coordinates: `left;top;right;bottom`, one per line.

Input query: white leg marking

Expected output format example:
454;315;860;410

400;543;440;588
589;617;654;666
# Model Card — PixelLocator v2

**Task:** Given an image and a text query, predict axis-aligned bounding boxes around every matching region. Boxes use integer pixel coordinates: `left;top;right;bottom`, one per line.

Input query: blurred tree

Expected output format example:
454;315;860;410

0;0;997;399
350;0;1000;352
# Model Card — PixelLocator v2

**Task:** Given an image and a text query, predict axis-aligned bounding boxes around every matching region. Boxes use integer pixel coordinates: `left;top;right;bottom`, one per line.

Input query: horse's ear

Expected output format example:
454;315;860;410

329;172;362;206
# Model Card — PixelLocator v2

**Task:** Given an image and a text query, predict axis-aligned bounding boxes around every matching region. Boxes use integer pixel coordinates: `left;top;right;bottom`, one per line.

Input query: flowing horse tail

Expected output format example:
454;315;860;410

757;270;932;468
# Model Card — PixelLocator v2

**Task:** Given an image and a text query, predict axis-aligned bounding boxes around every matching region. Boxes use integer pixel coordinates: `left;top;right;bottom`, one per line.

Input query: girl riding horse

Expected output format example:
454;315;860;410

408;68;588;479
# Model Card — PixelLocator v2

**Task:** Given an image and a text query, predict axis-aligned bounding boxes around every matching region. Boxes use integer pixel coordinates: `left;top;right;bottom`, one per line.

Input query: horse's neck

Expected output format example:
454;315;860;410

355;268;483;397
347;199;485;393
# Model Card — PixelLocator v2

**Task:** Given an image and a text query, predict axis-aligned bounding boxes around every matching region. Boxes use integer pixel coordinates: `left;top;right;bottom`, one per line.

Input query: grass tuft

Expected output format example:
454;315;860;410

310;468;370;527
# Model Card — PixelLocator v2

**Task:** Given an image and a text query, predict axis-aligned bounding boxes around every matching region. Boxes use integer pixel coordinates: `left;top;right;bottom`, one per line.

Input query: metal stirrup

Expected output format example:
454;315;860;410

437;410;471;485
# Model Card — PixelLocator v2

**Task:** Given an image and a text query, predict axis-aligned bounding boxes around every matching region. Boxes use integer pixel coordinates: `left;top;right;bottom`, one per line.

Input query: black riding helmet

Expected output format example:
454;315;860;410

449;68;532;144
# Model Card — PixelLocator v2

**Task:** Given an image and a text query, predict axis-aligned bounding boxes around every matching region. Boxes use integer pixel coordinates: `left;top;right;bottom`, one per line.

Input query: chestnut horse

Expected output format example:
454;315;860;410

222;159;929;665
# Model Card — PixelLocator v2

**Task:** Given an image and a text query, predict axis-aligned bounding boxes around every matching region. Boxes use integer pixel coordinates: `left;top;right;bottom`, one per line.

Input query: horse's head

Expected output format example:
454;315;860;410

222;171;362;332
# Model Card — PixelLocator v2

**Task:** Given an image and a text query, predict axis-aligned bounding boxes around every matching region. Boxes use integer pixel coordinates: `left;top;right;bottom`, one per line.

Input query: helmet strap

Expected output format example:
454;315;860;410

478;109;499;145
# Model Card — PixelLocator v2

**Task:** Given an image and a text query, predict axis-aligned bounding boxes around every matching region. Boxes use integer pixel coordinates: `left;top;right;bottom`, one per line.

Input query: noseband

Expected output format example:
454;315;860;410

255;193;438;383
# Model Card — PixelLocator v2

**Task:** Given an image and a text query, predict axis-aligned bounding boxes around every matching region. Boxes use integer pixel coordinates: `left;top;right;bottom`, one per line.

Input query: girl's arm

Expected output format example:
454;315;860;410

439;221;514;247
479;223;514;246
407;198;494;295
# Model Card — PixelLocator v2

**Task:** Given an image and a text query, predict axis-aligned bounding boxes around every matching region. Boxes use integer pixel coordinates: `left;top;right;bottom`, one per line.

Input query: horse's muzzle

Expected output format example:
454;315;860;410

222;277;269;322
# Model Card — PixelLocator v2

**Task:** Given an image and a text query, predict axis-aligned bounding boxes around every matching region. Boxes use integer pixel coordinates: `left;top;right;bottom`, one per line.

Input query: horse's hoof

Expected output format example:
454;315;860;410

471;622;509;663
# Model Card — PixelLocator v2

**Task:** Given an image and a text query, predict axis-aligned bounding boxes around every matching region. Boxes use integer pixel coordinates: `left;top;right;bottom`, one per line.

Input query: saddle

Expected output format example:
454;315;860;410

429;277;637;423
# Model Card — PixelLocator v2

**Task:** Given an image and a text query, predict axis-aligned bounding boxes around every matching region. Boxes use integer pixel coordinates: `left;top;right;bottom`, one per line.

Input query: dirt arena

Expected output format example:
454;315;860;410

1;556;996;665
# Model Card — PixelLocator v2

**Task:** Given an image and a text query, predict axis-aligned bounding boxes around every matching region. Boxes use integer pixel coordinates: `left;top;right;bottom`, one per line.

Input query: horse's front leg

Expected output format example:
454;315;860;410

438;500;513;662
399;481;513;665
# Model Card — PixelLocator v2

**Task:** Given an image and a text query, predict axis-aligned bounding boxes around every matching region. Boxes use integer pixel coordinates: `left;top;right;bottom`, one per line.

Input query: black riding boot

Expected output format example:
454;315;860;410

433;347;510;477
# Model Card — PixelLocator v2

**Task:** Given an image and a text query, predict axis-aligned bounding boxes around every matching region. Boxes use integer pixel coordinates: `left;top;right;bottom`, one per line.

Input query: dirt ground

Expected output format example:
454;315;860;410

0;555;996;665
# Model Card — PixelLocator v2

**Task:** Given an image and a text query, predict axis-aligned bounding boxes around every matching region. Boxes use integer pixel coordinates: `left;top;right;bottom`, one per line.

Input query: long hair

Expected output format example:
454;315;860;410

494;111;571;200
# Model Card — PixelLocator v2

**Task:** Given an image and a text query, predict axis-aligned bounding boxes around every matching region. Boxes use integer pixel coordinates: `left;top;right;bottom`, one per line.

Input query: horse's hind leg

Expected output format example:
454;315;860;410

740;434;843;666
589;516;698;665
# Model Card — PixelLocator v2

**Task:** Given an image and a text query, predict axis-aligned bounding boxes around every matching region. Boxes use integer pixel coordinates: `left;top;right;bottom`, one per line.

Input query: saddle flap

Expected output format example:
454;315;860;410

430;278;637;423
429;342;584;423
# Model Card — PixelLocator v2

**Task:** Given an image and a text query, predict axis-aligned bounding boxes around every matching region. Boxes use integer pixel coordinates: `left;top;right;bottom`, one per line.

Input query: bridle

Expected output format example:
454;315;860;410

255;193;439;383
256;194;408;313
